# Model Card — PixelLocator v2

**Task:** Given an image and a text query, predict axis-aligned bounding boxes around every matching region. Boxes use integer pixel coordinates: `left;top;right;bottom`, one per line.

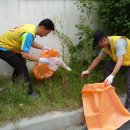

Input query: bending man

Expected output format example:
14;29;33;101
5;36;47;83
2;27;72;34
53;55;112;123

81;30;130;110
0;19;55;98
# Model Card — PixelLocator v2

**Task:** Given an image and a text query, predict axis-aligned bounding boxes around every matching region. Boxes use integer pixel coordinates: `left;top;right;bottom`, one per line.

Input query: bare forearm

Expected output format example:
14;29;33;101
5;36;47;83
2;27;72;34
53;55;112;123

111;57;123;76
21;52;39;62
88;56;102;72
32;41;43;50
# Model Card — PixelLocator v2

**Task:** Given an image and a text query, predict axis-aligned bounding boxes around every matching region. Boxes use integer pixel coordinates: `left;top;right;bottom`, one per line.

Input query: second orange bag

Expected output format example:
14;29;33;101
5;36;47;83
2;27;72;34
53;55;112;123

82;83;130;130
33;49;59;80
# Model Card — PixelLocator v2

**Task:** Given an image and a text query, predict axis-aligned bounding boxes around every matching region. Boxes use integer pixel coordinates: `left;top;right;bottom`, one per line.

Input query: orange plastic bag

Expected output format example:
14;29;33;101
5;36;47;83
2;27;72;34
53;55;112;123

82;83;130;130
33;49;59;80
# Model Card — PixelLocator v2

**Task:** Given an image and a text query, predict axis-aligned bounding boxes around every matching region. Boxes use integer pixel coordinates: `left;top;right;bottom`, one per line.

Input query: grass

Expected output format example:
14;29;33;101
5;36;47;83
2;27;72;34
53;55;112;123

0;64;126;125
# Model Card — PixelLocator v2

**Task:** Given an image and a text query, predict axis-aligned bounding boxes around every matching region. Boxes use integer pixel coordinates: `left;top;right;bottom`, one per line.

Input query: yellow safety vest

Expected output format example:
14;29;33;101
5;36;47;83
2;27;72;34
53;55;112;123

102;36;130;66
0;24;36;53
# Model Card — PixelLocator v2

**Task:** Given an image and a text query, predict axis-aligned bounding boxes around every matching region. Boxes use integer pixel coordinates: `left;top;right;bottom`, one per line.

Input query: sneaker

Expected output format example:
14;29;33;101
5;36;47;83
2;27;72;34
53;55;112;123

30;92;39;99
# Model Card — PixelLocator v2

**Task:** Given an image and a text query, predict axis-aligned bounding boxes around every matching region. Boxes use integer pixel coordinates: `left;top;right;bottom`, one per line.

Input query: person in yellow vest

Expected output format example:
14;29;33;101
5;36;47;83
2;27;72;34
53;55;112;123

0;18;55;98
81;30;130;110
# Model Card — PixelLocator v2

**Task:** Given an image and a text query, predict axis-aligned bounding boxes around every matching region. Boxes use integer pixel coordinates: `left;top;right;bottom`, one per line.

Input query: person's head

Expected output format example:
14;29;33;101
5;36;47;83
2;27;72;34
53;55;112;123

92;30;110;49
36;18;55;37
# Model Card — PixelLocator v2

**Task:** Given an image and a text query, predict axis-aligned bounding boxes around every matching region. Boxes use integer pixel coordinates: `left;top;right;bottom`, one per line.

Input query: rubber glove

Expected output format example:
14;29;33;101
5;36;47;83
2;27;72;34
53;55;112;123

104;74;114;86
81;70;90;78
39;58;49;64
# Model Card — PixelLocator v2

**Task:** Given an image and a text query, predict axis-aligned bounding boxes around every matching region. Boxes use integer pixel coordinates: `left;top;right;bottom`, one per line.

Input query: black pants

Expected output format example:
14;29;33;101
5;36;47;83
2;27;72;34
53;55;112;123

0;50;33;94
104;60;130;108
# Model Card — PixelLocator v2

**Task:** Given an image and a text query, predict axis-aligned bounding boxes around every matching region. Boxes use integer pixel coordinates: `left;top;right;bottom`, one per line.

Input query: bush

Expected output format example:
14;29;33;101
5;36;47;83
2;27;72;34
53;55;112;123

72;0;97;66
97;0;130;37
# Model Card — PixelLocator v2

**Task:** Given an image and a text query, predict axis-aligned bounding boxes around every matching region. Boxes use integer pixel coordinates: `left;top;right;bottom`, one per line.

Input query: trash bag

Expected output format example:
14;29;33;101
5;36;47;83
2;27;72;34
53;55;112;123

48;57;71;71
81;83;130;130
33;49;59;80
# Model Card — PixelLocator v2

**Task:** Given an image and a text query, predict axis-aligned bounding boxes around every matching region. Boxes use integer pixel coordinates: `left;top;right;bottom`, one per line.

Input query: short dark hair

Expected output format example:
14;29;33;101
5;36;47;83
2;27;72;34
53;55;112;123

92;30;106;48
38;19;55;30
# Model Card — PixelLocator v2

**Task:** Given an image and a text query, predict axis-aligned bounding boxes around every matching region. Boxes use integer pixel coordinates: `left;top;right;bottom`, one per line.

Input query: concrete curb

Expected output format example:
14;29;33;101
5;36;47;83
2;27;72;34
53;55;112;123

0;108;86;130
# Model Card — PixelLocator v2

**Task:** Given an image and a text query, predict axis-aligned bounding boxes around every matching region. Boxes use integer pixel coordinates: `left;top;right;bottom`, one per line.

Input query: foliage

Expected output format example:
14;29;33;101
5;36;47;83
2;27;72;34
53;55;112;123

71;21;94;65
72;0;96;66
53;1;98;66
53;16;74;64
96;0;130;37
75;0;94;20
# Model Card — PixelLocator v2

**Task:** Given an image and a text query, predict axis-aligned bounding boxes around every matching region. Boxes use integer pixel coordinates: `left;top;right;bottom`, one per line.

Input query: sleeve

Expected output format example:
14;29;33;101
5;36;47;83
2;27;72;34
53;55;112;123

98;49;107;57
20;32;34;53
115;38;128;57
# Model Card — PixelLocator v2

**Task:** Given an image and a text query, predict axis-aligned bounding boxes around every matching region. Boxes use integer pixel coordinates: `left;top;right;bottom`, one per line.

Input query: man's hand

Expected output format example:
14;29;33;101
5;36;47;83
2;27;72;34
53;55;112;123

104;74;114;86
39;58;49;64
81;70;90;78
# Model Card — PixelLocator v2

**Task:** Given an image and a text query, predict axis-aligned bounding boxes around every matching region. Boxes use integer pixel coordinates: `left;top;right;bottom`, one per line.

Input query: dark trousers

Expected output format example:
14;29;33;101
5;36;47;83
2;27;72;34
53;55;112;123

104;60;130;108
0;50;33;94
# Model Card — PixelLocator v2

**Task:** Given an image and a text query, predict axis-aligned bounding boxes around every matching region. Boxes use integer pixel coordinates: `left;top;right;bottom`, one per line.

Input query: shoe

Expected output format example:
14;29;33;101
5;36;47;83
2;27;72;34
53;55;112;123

30;92;39;99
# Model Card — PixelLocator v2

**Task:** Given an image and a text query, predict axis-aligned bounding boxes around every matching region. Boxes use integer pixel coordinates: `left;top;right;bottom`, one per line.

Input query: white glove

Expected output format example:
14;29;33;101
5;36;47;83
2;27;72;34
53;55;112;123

104;74;114;85
42;46;50;51
39;58;49;64
81;70;90;78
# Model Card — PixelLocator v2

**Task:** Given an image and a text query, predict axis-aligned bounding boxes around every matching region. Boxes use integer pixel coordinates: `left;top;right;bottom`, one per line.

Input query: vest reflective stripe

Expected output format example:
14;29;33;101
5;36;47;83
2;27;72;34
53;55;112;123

102;36;130;66
0;24;36;53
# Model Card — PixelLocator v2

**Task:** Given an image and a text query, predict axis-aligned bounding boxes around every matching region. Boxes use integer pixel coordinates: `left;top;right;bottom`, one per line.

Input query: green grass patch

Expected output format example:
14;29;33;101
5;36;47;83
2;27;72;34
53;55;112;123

0;65;126;125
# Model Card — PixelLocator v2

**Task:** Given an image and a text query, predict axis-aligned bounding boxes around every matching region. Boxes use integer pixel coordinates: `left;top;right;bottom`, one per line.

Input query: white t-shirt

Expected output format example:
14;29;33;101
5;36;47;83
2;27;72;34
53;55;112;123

99;37;128;58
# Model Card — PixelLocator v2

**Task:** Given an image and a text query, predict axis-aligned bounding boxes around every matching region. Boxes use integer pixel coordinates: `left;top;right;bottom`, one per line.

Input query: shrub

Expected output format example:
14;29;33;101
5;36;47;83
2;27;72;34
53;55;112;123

72;0;96;66
97;0;130;37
